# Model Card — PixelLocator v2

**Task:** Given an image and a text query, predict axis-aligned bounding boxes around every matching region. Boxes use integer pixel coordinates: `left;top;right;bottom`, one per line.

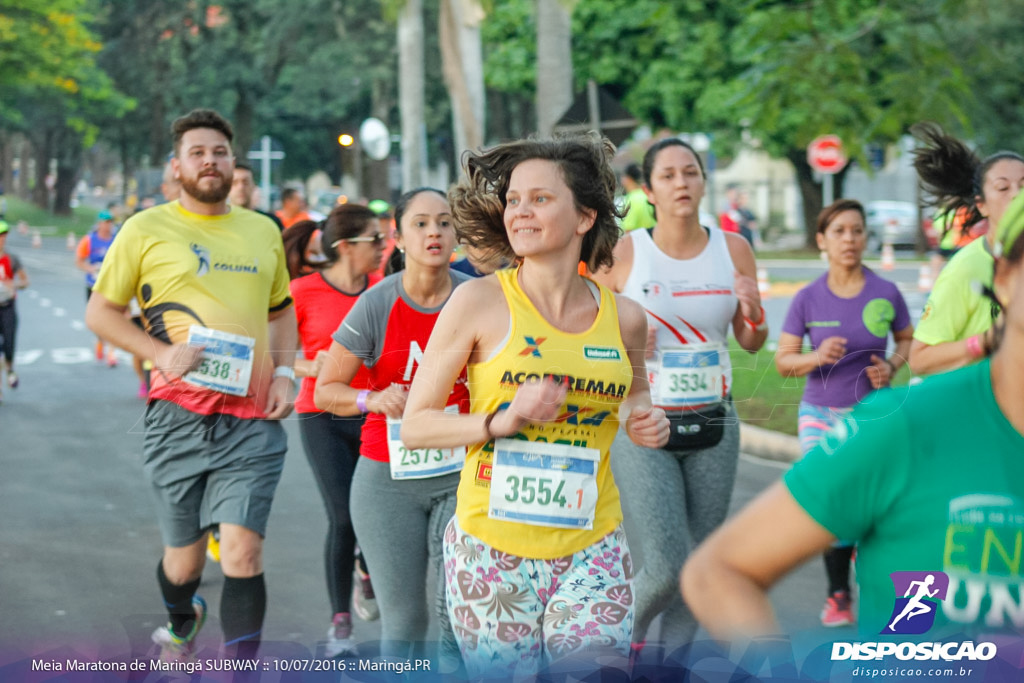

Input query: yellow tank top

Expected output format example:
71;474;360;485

456;267;632;559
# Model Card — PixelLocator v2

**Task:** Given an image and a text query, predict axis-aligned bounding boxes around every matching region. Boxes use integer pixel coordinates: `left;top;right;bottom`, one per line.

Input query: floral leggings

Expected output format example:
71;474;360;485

443;517;634;678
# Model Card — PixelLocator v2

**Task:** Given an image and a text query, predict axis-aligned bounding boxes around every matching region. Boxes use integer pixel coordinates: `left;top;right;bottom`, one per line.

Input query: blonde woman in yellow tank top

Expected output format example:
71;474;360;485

403;135;669;678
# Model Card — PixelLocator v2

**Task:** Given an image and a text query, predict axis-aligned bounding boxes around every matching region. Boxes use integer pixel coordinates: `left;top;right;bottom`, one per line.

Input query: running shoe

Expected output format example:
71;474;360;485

324;612;358;658
151;595;207;662
95;341;104;362
137;380;148;400
352;564;379;622
821;590;855;627
106;351;118;368
206;530;220;563
6;371;17;389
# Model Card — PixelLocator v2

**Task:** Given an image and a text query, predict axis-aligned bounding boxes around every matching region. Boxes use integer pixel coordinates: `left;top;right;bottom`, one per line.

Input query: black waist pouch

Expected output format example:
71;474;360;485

665;402;728;452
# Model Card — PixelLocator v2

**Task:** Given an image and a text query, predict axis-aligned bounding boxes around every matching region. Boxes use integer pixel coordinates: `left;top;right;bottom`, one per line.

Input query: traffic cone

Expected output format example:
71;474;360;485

32;230;42;248
917;264;933;292
757;267;770;298
66;232;76;250
881;242;895;271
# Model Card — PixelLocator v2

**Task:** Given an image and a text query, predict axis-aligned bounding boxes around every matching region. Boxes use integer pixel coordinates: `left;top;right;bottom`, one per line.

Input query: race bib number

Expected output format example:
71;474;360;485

653;342;725;407
182;325;255;397
387;405;465;480
488;439;599;529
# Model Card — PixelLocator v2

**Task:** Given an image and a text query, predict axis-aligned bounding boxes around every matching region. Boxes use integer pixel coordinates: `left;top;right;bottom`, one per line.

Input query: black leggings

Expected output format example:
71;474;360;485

0;303;16;365
298;411;364;616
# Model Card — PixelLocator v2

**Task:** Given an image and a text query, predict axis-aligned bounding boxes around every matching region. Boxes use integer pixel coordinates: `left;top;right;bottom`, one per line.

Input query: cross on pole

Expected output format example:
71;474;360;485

247;135;284;211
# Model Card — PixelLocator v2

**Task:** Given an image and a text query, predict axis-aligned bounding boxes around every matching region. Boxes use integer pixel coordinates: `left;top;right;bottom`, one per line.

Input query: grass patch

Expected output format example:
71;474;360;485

729;341;913;436
758;247;821;260
3;196;98;235
759;247;931;263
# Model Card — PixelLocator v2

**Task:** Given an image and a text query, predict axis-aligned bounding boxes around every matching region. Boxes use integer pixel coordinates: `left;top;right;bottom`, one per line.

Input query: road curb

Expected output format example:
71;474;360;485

739;421;801;464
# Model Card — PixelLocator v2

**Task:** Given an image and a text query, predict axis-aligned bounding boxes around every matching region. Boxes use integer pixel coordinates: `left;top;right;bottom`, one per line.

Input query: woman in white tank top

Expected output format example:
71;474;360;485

593;138;768;653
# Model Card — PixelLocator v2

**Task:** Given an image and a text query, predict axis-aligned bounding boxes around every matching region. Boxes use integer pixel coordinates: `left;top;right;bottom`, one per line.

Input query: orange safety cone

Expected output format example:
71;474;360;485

757;267;770;298
917;264;933;292
66;231;77;250
881;242;895;271
31;230;42;248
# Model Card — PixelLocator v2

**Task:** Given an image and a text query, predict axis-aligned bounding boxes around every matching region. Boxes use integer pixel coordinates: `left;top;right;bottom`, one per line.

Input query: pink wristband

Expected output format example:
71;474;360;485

966;334;984;359
356;390;370;413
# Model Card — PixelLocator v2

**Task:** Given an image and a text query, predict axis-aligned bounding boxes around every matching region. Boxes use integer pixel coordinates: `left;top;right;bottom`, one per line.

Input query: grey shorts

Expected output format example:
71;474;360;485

142;399;288;547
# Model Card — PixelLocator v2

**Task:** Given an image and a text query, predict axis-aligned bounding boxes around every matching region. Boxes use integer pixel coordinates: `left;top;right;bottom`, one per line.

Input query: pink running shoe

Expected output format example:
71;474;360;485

821;590;855;627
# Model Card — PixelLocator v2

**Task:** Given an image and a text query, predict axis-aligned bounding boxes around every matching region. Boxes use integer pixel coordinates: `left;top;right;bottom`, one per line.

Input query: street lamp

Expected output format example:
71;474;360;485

337;133;361;198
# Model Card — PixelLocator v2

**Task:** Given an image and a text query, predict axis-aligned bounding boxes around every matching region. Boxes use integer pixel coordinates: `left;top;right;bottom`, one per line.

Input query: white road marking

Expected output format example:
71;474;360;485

13;350;44;365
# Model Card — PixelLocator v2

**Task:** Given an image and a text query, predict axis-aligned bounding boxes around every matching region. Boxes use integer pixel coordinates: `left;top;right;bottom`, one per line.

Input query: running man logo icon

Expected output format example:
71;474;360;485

519;336;546;358
191;243;211;277
883;571;950;635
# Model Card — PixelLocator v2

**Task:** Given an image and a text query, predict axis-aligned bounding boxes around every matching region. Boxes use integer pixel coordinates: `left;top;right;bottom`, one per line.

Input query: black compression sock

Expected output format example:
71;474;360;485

156;560;202;637
824;546;855;595
221;574;266;659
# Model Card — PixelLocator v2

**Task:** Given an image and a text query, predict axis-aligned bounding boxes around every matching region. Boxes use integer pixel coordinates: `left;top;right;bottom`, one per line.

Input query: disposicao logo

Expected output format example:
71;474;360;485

884;571;949;635
830;571;997;663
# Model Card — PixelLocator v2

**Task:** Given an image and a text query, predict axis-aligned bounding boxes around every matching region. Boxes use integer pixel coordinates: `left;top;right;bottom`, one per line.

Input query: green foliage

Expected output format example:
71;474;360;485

0;0;101;92
951;0;1024;150
728;0;969;163
482;0;534;92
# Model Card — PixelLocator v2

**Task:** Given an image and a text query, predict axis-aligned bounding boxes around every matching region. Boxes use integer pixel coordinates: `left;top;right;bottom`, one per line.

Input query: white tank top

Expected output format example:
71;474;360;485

621;227;738;404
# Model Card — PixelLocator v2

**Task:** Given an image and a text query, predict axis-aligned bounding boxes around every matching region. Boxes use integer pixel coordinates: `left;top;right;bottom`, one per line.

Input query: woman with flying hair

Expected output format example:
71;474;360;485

402;134;669;677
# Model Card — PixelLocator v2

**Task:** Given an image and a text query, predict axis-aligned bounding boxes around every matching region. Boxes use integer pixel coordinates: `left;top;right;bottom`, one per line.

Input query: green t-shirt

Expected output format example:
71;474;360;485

785;359;1024;638
914;238;996;346
621;187;655;232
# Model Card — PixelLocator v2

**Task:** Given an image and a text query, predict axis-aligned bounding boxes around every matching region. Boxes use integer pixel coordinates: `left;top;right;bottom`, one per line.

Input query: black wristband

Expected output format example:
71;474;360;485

884;358;897;375
483;409;501;440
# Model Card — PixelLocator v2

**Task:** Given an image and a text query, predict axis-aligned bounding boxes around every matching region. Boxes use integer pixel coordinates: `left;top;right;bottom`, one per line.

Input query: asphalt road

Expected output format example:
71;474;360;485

0;230;867;675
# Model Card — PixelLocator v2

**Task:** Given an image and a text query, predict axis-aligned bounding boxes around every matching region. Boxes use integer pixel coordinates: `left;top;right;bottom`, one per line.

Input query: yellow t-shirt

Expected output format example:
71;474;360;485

93;201;291;418
456;267;632;559
914;237;996;347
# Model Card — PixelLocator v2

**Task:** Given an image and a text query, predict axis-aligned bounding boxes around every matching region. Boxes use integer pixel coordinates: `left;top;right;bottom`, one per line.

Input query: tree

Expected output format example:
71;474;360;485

701;0;969;245
439;0;486;156
535;0;574;136
0;0;103;95
393;0;427;190
1;1;131;212
952;0;1024;151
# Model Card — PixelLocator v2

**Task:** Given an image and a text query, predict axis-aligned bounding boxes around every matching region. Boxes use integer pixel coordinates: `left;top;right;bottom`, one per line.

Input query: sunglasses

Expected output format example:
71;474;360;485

332;232;386;247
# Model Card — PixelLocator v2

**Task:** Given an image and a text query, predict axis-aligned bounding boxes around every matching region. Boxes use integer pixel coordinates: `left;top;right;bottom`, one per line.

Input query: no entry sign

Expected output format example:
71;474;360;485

807;135;848;174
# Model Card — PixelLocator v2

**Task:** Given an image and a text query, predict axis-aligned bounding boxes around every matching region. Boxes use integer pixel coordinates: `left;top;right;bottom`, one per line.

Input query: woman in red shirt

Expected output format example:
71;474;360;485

290;204;386;657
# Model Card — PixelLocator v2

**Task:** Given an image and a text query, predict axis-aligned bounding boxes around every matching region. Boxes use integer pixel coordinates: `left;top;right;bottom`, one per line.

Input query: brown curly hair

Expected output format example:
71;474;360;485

449;133;622;273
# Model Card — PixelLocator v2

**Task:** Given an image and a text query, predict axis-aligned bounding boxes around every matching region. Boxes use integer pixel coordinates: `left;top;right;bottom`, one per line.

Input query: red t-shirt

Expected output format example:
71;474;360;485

290;271;381;413
333;273;470;462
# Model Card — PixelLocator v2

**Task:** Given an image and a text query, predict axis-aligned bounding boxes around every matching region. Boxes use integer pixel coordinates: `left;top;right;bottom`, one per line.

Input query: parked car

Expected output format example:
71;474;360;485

865;200;937;252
